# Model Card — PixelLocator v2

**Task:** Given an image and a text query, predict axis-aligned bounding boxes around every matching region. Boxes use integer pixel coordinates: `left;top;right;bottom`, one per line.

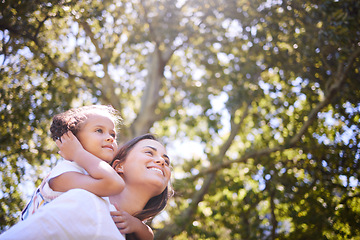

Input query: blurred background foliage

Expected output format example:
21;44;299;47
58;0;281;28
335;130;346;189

1;0;359;239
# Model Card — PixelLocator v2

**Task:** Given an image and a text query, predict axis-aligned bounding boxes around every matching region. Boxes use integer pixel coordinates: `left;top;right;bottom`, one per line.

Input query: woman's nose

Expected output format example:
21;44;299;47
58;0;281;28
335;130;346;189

155;157;165;166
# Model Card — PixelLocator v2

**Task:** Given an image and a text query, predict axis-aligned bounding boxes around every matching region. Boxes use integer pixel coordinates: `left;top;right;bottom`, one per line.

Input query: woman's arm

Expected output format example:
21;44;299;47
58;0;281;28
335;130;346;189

49;132;124;197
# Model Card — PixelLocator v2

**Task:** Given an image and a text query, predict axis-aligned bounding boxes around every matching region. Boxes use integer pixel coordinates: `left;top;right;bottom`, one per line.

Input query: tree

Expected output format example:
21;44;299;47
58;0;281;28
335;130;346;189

1;0;359;239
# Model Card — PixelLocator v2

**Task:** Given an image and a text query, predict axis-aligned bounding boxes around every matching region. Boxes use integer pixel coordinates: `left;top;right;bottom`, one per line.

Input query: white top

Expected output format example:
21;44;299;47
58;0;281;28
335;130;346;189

21;160;88;220
0;189;125;240
42;160;88;200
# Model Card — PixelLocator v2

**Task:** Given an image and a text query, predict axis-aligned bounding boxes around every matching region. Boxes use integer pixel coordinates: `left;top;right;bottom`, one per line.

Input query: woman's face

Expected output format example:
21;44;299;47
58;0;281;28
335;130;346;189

119;139;171;196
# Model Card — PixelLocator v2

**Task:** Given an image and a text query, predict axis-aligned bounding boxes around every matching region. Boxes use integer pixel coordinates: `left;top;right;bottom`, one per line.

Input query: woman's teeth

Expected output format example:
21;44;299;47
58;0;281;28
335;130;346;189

148;167;163;176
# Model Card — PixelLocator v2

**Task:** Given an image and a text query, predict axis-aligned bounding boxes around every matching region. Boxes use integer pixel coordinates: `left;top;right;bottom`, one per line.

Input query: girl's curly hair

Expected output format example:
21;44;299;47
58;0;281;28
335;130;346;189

50;105;122;141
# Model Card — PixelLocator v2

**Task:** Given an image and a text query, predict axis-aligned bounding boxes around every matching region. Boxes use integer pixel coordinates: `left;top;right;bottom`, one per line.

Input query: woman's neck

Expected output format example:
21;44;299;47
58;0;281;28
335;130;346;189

108;187;151;215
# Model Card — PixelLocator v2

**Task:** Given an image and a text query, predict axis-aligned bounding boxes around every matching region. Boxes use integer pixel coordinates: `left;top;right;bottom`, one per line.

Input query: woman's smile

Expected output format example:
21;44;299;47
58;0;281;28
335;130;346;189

147;166;164;176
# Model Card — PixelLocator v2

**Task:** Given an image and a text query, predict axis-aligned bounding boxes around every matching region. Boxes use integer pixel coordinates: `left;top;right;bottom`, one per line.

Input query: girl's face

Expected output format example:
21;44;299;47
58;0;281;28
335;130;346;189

118;139;171;196
76;113;118;163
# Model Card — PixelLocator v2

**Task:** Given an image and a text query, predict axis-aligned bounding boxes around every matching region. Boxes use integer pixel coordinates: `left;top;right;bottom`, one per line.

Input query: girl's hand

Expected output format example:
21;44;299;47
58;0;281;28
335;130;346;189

55;131;84;161
110;209;142;234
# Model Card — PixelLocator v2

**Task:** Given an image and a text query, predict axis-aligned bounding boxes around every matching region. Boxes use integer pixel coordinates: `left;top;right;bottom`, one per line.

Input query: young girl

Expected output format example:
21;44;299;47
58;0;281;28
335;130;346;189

1;133;173;240
20;105;153;239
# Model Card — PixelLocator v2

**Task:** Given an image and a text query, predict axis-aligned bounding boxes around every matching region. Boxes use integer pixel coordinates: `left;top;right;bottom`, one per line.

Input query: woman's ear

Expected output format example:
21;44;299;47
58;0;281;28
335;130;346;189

113;160;124;174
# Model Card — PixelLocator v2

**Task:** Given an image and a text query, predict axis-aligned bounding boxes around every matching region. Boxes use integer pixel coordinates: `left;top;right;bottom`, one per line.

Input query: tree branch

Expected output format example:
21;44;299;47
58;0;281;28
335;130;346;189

189;46;360;180
289;46;360;147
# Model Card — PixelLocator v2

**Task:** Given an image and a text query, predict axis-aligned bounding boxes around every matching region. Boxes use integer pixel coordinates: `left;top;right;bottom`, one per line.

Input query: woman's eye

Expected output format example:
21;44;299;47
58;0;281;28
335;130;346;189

145;151;153;156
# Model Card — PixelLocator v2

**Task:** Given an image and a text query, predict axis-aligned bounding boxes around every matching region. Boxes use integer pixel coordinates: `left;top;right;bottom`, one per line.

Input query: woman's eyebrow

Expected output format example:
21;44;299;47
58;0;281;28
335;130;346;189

144;146;157;151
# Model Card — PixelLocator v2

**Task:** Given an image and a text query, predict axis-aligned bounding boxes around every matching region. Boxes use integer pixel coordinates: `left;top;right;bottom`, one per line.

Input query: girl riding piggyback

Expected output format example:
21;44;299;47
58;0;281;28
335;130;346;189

21;105;154;239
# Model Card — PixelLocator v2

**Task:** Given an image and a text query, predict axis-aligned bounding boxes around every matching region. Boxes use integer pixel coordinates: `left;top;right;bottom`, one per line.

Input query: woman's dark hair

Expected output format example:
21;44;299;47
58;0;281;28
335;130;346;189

50;105;121;141
111;133;173;221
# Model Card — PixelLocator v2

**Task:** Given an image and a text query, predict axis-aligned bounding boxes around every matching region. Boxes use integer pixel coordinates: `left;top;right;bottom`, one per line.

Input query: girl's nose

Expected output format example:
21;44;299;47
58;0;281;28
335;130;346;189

105;136;114;142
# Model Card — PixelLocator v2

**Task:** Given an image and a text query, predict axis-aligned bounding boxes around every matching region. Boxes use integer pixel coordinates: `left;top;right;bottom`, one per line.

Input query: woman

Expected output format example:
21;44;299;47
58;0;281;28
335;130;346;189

0;134;173;240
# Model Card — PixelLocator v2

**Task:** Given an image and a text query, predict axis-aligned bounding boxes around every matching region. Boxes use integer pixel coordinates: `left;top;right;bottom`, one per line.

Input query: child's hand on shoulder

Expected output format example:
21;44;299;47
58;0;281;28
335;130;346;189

55;131;84;161
110;208;142;234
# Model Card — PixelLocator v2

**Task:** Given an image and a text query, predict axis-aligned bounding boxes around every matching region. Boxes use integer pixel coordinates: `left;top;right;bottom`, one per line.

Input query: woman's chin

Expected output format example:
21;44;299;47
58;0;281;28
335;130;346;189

127;173;168;196
144;180;167;196
145;172;168;187
150;189;166;198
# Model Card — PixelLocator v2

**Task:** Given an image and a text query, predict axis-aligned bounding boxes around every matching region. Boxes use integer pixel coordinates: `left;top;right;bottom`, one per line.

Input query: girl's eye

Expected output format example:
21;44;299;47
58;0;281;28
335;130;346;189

96;129;103;133
110;133;116;138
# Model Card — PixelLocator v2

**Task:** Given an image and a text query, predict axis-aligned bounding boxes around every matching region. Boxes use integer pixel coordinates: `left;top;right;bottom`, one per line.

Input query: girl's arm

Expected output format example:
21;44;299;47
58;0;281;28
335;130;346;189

49;132;124;197
110;209;154;240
